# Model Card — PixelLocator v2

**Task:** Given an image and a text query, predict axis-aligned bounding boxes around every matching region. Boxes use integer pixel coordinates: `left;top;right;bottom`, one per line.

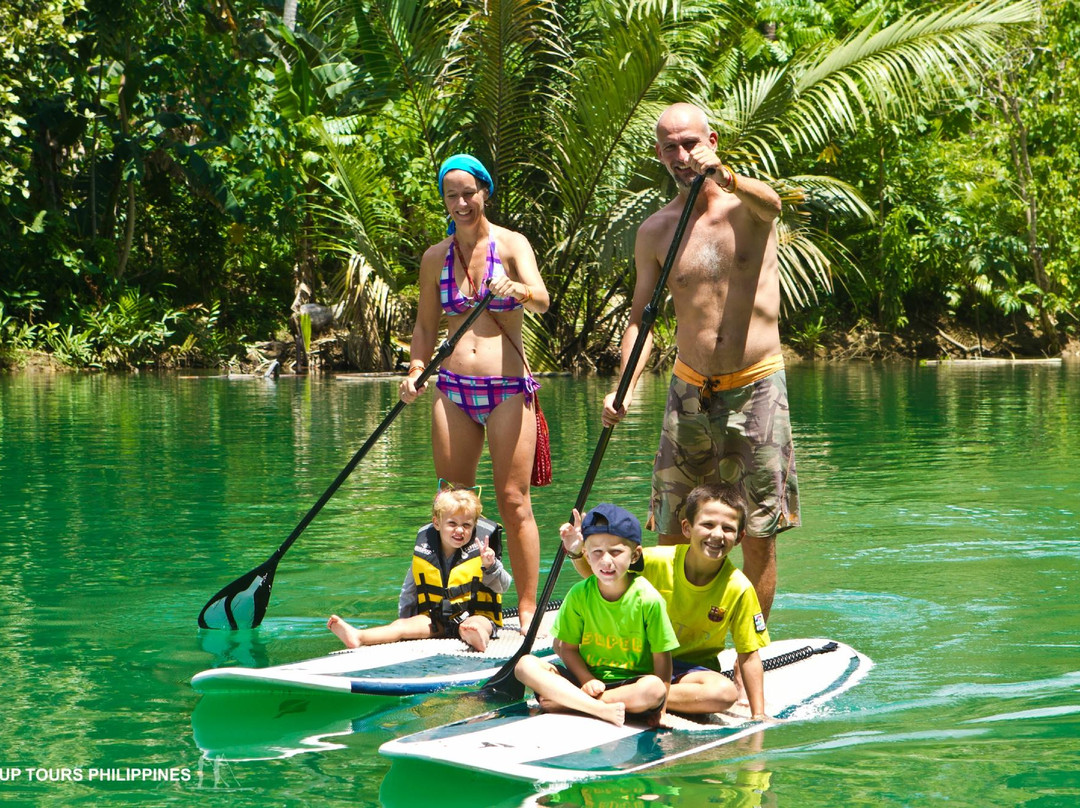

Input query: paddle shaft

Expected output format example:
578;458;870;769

273;290;495;562
198;291;495;629
482;172;711;696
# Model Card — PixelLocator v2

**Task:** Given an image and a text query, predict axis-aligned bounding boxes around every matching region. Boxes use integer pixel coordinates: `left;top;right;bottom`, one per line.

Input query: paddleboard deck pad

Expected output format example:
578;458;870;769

379;638;872;782
192;610;557;696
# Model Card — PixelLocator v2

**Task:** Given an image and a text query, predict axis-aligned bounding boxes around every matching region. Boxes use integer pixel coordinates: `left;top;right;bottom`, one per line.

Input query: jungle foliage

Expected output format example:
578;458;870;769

2;0;1071;371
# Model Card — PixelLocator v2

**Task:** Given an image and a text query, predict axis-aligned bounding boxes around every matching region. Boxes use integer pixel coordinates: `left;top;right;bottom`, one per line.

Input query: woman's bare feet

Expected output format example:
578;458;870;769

327;614;364;648
516;609;535;636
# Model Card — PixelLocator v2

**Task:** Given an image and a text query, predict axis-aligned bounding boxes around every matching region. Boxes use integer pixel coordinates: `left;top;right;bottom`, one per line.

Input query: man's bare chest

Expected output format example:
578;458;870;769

667;229;737;289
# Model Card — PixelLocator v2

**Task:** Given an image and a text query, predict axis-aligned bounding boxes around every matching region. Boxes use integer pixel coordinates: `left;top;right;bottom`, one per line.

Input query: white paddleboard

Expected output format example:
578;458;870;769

192;611;558;696
379;638;872;782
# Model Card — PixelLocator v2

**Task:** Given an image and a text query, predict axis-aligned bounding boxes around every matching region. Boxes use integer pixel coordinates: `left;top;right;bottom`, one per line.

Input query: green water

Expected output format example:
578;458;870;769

1;363;1078;807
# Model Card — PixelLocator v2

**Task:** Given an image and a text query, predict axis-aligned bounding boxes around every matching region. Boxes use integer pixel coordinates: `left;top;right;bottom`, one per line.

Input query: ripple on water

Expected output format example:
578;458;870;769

965;704;1080;723
849;538;1080;562
934;671;1080;701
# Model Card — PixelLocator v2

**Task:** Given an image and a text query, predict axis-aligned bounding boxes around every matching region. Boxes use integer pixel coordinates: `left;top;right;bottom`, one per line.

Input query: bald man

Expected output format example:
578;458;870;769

602;103;800;621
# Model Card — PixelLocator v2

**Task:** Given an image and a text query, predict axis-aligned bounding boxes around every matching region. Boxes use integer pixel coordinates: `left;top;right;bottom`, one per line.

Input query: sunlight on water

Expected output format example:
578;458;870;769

2;361;1079;806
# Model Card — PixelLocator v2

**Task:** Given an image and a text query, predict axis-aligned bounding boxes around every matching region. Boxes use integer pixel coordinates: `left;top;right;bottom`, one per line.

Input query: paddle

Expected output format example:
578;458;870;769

198;291;497;630
481;171;712;698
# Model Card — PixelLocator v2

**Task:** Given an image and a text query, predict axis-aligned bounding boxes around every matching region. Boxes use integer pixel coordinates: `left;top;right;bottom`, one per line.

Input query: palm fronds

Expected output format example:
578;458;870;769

724;0;1039;168
349;0;466;169
308;122;405;282
287;0;1038;369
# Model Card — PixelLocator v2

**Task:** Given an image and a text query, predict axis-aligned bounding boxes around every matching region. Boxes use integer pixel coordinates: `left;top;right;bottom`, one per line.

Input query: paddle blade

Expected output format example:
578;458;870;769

198;558;278;630
478;658;527;701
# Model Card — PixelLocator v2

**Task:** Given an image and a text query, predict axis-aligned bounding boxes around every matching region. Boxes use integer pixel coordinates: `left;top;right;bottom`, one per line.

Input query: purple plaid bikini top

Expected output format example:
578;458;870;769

440;238;523;315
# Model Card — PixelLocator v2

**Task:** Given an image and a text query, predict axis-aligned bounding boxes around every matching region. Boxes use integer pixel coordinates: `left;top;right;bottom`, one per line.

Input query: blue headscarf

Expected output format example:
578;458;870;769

437;154;494;234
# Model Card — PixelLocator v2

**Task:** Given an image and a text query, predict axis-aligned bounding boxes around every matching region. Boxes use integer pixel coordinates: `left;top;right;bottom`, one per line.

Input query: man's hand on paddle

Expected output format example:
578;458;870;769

684;142;723;179
601;392;632;428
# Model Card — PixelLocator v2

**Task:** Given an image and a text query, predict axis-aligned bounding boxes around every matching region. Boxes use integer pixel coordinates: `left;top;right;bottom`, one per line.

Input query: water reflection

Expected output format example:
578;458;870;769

196;627;270;669
376;731;777;808
530;767;776;808
191;691;393;761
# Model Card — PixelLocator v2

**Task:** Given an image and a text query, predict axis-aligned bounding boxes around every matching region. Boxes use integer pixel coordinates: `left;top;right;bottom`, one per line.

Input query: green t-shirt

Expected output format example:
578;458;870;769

642;545;769;668
552;575;679;682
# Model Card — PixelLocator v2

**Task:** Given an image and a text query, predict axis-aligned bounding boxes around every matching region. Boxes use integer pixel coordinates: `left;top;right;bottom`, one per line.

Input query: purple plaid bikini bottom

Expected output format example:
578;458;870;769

436;368;539;426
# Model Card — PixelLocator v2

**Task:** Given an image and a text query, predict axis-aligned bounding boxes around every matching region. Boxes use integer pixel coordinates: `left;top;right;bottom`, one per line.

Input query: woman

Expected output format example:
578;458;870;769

399;154;549;632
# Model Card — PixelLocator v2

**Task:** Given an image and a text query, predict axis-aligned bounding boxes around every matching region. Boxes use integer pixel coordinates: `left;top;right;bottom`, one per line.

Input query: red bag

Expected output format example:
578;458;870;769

531;394;552;487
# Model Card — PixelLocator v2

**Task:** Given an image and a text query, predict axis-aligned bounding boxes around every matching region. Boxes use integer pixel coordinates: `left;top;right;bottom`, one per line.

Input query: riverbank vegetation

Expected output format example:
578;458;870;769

3;0;1075;372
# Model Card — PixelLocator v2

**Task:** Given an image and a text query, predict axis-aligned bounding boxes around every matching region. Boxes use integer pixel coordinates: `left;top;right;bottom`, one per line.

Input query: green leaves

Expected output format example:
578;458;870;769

4;0;1052;369
724;0;1040;169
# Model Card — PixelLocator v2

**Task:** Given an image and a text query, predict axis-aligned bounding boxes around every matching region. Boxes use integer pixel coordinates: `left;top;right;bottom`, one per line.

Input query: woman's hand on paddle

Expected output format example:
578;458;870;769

559;509;585;555
399;372;428;403
487;274;521;303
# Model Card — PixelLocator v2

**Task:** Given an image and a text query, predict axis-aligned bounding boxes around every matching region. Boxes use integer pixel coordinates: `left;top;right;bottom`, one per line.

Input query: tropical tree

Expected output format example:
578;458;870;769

798;0;1077;354
972;0;1080;350
294;0;1036;369
2;0;300;366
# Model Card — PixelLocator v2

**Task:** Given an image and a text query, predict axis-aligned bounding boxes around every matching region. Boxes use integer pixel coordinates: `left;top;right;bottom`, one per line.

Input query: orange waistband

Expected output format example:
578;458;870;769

673;354;785;392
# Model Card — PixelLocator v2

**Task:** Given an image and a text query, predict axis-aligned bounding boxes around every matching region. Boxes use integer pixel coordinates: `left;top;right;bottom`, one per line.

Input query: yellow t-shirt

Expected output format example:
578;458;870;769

641;545;769;668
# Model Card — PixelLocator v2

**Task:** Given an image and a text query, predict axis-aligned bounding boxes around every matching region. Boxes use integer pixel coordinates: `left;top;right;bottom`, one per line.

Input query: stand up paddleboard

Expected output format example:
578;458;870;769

192;607;559;696
379;638;872;782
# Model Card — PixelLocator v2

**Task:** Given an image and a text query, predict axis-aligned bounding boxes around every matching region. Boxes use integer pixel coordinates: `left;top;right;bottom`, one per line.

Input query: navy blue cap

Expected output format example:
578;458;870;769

581;504;644;572
581;503;642;546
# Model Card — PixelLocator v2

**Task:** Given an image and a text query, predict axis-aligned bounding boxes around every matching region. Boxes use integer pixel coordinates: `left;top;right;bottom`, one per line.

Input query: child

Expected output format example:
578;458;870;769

328;486;511;652
515;503;678;727
563;482;771;720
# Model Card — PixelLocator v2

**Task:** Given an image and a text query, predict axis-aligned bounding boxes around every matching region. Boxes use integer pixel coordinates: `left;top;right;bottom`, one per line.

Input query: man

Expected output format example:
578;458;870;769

602;102;799;620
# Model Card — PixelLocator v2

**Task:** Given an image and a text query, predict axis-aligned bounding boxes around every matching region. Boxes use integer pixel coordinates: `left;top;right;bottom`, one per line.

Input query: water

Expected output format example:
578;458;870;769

1;362;1078;806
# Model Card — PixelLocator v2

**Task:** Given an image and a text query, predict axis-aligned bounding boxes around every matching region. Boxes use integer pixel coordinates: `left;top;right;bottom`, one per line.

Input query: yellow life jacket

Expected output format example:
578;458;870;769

412;517;503;627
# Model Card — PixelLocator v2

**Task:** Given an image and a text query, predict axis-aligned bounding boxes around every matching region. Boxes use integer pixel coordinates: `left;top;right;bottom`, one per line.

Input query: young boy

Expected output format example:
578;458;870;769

515;503;678;727
328;486;511;652
562;482;770;720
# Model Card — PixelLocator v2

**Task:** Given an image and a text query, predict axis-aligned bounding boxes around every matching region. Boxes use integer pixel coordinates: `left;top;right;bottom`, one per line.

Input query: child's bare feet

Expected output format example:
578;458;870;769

596;701;626;727
457;621;490;652
327;614;364;648
536;694;626;727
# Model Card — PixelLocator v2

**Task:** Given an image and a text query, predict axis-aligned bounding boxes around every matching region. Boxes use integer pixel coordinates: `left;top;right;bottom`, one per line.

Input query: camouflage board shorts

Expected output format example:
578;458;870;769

650;360;801;538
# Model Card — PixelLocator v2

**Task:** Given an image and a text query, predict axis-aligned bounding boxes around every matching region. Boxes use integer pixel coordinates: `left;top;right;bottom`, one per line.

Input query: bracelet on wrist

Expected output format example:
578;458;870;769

516;284;533;304
718;164;738;193
566;546;584;560
407;361;425;377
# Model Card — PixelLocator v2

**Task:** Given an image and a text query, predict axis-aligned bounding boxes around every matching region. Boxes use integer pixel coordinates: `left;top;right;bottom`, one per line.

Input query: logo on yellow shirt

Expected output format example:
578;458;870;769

708;606;725;622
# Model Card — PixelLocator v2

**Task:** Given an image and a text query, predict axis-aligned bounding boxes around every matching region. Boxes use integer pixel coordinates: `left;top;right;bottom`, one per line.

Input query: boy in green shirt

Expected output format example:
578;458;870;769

515;503;679;727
